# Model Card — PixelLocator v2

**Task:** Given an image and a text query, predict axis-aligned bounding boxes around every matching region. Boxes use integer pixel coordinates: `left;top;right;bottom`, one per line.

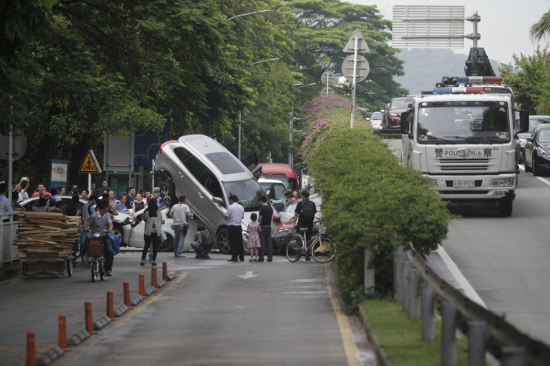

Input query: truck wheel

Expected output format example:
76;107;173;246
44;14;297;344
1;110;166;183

160;181;177;207
499;196;513;216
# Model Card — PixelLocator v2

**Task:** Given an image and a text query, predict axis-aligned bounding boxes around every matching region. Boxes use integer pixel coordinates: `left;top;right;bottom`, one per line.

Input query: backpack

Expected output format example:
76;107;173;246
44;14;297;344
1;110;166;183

301;199;316;222
201;230;214;248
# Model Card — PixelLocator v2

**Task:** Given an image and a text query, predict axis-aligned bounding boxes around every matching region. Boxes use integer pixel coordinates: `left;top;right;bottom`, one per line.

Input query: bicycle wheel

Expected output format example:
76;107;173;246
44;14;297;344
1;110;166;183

91;260;97;282
286;234;303;262
311;235;335;263
99;258;105;281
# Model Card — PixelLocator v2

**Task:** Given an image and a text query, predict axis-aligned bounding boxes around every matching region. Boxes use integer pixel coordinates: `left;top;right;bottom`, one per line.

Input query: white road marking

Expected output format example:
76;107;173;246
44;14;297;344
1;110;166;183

237;271;258;279
437;245;487;309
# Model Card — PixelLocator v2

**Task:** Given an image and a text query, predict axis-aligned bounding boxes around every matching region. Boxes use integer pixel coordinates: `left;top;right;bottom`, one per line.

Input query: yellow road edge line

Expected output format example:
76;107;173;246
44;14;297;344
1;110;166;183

324;263;361;366
56;271;188;365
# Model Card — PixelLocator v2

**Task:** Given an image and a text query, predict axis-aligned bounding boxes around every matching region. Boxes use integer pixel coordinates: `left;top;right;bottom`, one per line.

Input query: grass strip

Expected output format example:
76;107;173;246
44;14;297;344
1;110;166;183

361;299;472;366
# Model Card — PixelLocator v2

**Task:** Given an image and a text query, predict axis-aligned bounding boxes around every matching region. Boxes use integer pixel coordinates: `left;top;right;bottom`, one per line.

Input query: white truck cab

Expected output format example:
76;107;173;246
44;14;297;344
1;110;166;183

401;76;529;216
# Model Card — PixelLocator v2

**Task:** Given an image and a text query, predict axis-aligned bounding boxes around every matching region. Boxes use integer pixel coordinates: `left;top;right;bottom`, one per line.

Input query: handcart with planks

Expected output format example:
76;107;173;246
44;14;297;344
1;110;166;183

14;212;81;279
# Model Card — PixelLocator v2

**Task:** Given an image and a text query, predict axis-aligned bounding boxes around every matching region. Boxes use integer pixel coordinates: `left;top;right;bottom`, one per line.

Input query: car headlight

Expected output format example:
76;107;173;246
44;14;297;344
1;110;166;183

490;178;514;187
390;113;399;118
537;147;550;157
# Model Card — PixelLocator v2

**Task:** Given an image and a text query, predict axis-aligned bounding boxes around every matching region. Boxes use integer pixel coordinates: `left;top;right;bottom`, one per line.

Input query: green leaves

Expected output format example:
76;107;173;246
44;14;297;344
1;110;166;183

302;97;452;300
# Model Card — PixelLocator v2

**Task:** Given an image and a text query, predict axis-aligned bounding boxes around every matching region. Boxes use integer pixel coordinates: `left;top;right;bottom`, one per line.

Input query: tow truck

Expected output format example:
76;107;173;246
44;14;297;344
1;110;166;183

400;75;529;216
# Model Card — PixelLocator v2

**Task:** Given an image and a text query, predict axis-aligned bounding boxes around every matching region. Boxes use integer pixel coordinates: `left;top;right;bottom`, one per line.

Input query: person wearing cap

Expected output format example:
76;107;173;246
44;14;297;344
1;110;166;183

153;187;165;208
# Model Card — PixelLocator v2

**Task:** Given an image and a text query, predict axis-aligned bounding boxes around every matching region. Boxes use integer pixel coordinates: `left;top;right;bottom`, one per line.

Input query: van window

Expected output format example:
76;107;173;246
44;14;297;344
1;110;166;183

205;152;245;174
223;178;264;211
174;147;209;182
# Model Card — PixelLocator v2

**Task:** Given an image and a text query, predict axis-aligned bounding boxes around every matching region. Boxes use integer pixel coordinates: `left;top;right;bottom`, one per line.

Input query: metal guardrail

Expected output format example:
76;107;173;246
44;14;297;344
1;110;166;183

373;129;403;139
394;246;550;366
0;212;19;267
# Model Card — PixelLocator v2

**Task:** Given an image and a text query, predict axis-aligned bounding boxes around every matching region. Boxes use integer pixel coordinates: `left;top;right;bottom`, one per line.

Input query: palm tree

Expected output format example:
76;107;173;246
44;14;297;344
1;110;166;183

530;8;550;43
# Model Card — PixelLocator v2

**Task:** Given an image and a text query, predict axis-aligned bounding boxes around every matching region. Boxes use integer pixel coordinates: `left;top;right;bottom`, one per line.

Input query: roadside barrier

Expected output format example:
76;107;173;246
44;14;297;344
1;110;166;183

58;315;68;350
138;273;145;296
106;291;114;319
151;268;157;288
23;262;179;364
394;246;550;366
85;301;94;334
27;330;36;366
123;282;131;307
162;262;168;281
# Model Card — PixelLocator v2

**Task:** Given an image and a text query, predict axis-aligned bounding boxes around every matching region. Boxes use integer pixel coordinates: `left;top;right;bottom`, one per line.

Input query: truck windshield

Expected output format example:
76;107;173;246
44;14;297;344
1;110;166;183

416;102;510;144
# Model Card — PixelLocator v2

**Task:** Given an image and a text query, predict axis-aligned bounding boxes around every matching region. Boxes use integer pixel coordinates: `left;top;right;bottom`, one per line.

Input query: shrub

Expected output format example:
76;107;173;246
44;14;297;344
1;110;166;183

306;124;451;306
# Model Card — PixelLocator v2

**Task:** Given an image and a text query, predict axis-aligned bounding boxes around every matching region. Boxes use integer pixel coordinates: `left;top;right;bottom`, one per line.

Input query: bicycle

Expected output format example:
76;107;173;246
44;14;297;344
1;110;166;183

285;227;335;263
87;231;107;282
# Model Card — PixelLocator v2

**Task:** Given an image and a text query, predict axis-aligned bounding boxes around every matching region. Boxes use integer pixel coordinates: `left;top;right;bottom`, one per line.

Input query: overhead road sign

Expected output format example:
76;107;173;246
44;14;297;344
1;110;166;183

392;6;465;49
79;150;102;174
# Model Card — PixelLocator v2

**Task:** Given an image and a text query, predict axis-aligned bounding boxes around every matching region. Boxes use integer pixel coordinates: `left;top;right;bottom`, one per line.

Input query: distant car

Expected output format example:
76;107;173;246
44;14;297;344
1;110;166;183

369;111;383;129
258;178;287;213
525;124;550;176
152;134;278;254
382;97;412;129
518;115;550;163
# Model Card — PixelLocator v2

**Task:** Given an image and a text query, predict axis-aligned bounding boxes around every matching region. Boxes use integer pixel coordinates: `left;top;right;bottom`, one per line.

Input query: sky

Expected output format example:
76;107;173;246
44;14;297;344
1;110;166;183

344;0;550;65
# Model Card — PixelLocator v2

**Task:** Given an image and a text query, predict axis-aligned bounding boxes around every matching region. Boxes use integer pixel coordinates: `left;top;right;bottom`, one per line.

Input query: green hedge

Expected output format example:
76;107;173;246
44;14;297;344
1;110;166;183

307;127;452;306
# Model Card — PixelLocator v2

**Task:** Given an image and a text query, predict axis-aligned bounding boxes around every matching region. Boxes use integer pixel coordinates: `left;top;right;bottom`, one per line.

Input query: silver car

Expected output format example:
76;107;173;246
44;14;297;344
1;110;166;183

153;134;276;254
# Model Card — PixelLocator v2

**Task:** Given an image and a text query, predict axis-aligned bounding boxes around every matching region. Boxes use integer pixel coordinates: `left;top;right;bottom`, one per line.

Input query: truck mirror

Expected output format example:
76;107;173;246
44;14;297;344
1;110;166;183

518;110;529;133
400;111;410;134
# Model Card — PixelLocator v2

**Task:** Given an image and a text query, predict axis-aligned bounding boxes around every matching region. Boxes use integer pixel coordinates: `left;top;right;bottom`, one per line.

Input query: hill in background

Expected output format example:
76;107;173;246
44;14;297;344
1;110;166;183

395;49;502;95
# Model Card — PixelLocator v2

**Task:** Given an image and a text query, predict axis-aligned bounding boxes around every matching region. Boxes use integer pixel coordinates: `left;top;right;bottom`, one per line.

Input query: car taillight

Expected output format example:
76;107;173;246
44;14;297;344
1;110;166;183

159;140;178;154
272;216;279;223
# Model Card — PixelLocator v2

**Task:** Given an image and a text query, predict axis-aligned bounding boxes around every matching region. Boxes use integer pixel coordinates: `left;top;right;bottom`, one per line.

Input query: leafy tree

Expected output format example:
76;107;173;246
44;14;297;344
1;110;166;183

286;0;408;113
500;47;550;115
530;8;550;43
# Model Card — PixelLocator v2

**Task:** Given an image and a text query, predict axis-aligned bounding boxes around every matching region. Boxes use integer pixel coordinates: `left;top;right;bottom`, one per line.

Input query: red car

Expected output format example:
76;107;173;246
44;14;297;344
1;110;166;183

382;97;412;129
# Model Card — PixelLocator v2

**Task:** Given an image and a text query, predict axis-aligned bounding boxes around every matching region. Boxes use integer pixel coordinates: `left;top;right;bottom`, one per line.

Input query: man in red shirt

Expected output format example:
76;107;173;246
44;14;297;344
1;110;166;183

32;184;52;198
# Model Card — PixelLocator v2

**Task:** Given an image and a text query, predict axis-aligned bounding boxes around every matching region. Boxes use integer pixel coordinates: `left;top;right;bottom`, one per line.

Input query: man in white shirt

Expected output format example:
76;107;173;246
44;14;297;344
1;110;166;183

225;194;244;262
169;195;190;257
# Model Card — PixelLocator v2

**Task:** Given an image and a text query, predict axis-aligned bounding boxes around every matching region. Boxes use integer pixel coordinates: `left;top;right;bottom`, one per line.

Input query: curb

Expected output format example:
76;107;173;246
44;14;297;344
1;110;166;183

357;305;390;366
325;262;391;366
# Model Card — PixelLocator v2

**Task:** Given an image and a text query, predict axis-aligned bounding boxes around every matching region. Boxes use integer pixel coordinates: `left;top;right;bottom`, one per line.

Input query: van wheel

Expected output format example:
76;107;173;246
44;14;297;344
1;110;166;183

158;234;174;252
160;181;177;207
217;228;231;254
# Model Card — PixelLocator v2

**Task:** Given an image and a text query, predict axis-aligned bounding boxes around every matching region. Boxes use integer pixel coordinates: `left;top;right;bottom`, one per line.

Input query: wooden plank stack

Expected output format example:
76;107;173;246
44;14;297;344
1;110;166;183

13;212;81;259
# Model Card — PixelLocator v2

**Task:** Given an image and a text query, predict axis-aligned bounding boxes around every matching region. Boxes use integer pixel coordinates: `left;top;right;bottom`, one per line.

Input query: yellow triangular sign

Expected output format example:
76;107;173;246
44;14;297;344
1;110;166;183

79;150;100;173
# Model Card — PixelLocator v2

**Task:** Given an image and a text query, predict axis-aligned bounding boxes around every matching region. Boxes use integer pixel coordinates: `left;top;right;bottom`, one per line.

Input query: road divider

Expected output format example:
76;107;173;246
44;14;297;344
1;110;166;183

106;291;114;319
58;315;68;351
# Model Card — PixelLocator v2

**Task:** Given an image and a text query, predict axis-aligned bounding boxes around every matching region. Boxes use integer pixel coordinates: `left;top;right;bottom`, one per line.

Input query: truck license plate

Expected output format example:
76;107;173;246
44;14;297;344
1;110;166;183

453;180;475;188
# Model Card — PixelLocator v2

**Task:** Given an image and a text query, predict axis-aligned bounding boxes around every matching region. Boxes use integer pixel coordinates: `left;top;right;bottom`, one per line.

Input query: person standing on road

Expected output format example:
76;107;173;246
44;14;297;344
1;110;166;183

226;194;244;262
258;196;274;262
94;180;111;197
65;194;81;216
133;193;145;213
141;199;162;266
116;196;129;213
83;199;114;276
293;190;316;260
246;213;261;262
125;187;136;210
169;195;190;258
0;181;13;222
153;187;165;208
